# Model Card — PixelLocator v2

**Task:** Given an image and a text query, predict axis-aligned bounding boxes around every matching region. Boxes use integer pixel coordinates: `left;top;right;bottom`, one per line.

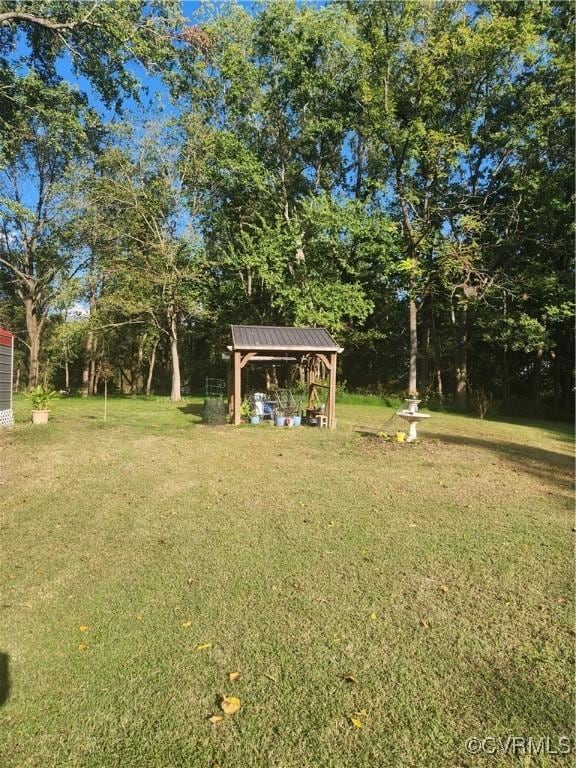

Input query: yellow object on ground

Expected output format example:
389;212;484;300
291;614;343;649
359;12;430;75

395;431;406;442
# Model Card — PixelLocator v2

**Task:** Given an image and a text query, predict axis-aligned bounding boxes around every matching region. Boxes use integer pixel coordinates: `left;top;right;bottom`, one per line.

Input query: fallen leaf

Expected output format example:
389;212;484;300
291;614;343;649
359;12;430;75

440;585;449;593
229;671;241;683
263;673;277;683
136;615;143;621
220;695;241;715
181;621;192;628
341;674;358;684
208;715;224;726
369;612;377;620
78;643;88;651
420;618;430;629
351;717;363;729
409;523;417;528
195;643;211;651
79;625;89;633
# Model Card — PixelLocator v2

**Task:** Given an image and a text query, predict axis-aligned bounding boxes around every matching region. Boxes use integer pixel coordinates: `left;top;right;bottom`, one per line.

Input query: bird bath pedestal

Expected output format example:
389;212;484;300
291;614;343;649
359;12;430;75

396;398;430;442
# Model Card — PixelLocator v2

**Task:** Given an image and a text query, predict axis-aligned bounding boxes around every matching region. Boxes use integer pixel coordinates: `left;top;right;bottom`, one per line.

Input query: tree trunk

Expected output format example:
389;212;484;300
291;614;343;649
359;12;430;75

419;301;430;395
454;305;468;409
64;357;70;391
24;297;40;389
431;298;443;401
88;337;98;395
146;339;159;396
169;312;181;402
82;329;95;396
14;360;21;392
530;346;544;409
408;297;418;395
502;346;510;401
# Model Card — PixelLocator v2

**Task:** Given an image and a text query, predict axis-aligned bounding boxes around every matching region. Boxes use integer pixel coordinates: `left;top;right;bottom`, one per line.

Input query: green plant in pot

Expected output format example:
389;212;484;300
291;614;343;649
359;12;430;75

27;386;58;425
240;397;251;422
249;407;261;425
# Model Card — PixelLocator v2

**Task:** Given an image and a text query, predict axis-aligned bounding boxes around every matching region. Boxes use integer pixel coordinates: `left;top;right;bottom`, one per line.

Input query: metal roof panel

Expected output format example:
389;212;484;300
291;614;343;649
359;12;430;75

231;325;340;351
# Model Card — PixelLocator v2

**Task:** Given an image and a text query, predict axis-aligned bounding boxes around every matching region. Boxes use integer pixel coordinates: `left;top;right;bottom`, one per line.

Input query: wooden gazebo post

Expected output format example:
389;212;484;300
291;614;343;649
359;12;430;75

233;350;241;425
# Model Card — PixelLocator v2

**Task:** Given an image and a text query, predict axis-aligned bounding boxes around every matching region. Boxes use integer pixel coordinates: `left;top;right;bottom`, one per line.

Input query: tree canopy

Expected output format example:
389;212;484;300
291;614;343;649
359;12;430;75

0;0;573;415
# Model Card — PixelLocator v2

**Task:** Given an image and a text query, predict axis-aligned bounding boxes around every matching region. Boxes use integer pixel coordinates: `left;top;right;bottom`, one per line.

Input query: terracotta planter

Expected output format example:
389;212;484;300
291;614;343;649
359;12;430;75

31;409;50;425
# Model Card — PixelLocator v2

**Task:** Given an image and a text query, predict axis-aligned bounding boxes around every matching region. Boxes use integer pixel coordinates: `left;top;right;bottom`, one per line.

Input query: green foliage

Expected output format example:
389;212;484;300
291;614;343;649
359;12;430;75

26;385;58;410
0;0;572;416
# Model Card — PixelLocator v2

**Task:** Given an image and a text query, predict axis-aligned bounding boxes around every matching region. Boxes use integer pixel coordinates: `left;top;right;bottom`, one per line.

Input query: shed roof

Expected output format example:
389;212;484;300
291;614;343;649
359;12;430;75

0;328;13;347
230;325;341;352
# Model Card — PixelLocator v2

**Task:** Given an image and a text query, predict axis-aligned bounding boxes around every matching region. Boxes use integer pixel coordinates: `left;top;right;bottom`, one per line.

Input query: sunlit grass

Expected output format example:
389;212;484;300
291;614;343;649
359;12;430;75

0;396;573;767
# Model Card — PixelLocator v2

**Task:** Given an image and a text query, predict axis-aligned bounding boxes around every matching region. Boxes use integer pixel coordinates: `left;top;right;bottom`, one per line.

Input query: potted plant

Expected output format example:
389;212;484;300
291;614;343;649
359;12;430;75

249;407;261;425
275;411;286;427
293;414;302;427
27;385;58;425
240;397;251;423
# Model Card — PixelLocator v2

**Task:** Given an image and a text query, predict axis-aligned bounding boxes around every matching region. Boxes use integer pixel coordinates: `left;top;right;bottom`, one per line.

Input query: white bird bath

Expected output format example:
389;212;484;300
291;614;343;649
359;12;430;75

396;398;430;442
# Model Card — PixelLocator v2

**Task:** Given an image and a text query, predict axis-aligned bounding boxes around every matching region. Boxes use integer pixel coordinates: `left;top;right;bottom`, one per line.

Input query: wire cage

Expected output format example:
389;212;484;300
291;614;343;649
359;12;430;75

205;378;226;398
203;377;227;424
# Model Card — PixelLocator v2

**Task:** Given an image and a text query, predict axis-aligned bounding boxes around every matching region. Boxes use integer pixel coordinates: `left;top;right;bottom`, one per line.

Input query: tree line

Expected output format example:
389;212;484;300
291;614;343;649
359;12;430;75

0;0;573;418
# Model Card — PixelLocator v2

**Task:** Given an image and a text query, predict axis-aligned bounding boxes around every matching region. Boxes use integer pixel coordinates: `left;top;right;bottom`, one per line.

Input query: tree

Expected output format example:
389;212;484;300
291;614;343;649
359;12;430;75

0;83;98;387
0;0;181;140
86;123;208;402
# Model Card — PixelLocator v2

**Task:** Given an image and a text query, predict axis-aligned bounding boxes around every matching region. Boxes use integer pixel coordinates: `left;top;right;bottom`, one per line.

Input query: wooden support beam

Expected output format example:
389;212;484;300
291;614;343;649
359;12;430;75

327;352;337;429
307;362;315;410
233;350;242;425
240;351;257;369
315;352;333;371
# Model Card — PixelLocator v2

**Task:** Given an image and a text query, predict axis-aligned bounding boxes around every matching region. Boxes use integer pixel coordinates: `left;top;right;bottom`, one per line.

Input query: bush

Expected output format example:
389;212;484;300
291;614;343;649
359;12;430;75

203;397;227;424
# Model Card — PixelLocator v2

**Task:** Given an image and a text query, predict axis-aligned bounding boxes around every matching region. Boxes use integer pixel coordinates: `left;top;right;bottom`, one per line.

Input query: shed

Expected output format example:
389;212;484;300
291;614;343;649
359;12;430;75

0;328;14;427
227;325;343;428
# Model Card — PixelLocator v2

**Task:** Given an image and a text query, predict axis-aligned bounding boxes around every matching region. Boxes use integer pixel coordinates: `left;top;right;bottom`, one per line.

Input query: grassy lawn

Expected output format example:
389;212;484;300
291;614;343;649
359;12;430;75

0;395;573;767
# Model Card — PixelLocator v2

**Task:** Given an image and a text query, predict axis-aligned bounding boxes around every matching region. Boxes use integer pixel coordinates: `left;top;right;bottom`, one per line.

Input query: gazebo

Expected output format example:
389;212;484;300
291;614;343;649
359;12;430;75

226;325;343;428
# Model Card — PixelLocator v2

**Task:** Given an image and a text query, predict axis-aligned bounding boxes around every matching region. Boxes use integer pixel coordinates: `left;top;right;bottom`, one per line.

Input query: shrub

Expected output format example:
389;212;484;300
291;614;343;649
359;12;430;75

470;387;494;419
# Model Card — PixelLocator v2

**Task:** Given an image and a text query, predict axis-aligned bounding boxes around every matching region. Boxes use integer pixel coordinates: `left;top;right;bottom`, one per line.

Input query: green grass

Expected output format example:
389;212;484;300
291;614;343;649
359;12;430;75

0;395;573;767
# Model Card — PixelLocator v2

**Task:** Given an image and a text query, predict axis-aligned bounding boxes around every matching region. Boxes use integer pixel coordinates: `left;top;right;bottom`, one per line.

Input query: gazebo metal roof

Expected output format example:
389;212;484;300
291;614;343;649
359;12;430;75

230;324;341;352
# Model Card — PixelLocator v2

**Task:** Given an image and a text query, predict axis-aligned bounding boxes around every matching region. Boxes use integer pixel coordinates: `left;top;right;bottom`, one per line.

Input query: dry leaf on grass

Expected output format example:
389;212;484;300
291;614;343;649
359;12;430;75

350;717;363;729
263;673;278;683
78;643;88;651
79;625;89;633
181;621;192;628
229;671;241;683
440;585;449;593
220;695;241;715
208;715;224;726
420;618;430;629
369;612;377;620
341;674;358;684
195;643;211;651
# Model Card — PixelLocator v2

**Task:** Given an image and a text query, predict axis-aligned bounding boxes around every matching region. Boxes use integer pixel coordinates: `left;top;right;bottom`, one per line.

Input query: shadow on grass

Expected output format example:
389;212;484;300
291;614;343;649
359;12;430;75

177;403;204;421
432;433;573;493
354;428;573;493
0;653;9;707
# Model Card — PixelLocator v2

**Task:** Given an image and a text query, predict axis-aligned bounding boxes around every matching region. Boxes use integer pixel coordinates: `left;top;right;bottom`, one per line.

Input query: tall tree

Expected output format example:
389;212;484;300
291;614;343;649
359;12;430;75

0;83;97;387
86;123;208;402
